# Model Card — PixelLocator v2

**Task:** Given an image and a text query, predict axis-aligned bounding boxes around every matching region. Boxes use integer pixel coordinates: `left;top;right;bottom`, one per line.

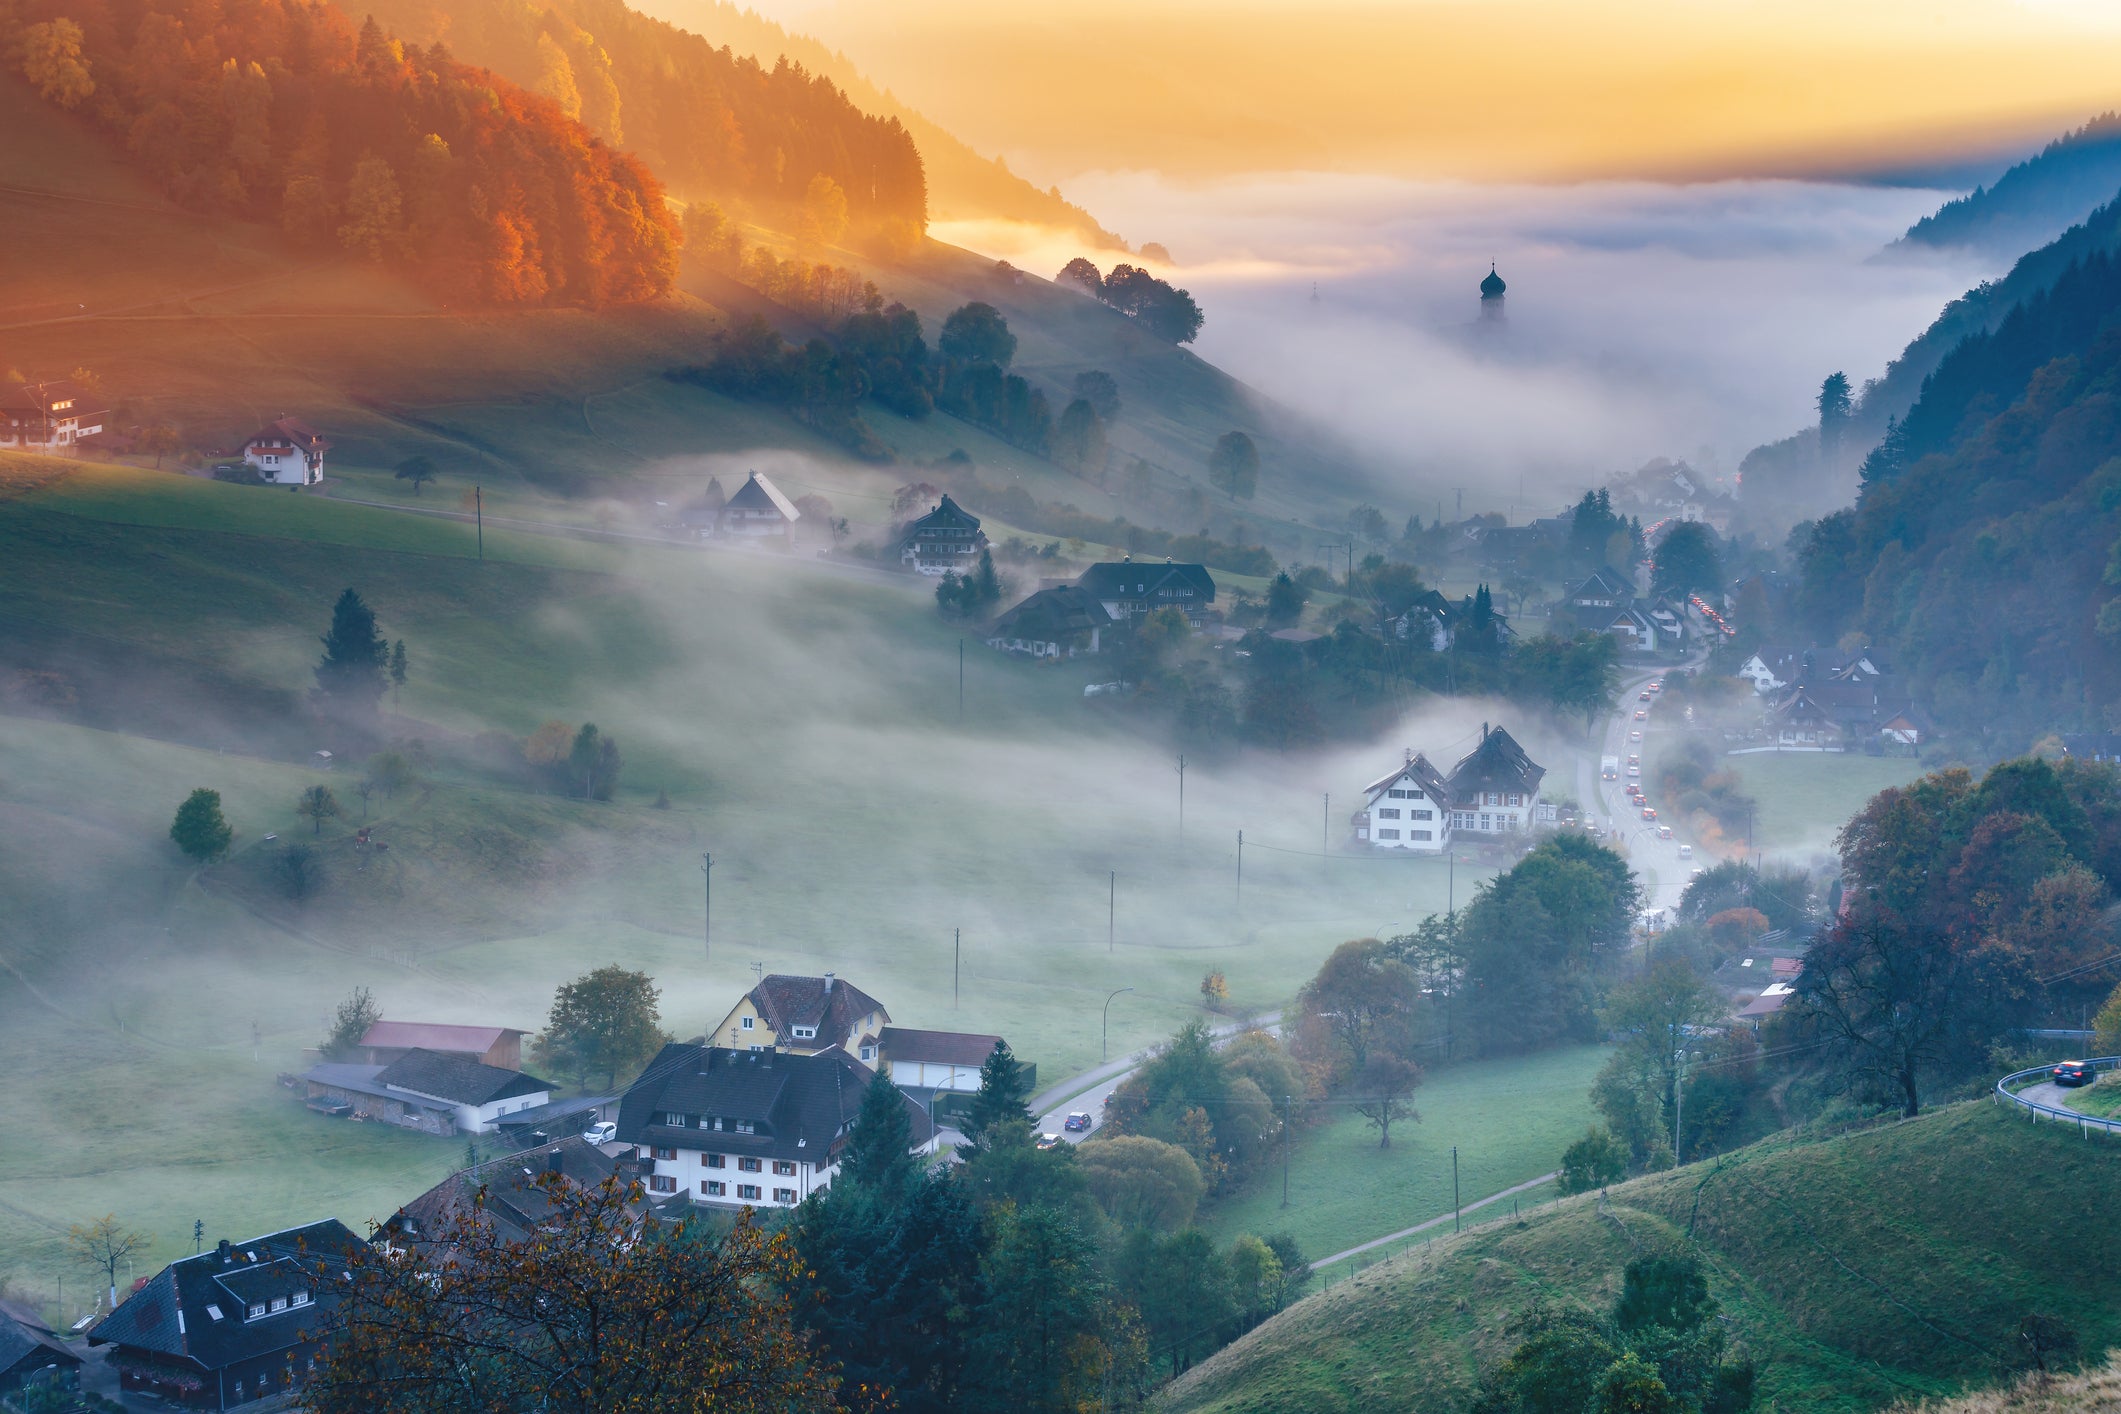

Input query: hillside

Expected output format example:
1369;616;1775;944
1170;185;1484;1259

1789;244;2121;740
1897;113;2121;262
1161;1102;2121;1414
1889;1356;2121;1414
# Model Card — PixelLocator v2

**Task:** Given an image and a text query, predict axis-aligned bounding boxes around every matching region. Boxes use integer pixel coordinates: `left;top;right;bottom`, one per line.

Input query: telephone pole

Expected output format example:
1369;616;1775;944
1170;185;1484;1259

953;928;961;1009
957;638;964;722
700;853;713;962
1452;1146;1461;1231
1176;754;1187;845
1281;1094;1293;1207
474;485;484;561
1108;871;1116;953
1235;830;1244;907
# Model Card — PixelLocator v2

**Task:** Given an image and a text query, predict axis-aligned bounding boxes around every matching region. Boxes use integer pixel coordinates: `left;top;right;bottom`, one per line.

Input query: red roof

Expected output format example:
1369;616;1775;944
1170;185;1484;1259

359;1021;524;1052
878;1026;1001;1067
242;417;330;453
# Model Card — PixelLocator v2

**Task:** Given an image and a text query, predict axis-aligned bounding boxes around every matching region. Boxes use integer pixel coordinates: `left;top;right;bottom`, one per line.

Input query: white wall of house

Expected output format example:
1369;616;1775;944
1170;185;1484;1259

887;1058;984;1092
385;1085;550;1134
1360;783;1449;852
244;444;319;485
641;1141;833;1208
1447;788;1540;836
720;508;789;537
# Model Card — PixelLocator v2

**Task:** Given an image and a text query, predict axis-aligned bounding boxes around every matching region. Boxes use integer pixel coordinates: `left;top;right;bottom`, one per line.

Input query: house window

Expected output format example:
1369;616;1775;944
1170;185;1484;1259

705;1154;726;1169
740;1016;754;1030
650;1175;676;1193
653;1146;677;1161
699;1116;713;1128
248;1303;267;1320
1412;830;1433;840
703;1180;726;1196
1480;815;1492;831
738;1157;762;1172
270;1297;288;1313
734;1120;756;1135
1412;809;1433;820
737;1184;762;1201
1377;808;1400;819
773;1160;796;1176
1377;829;1400;840
774;1188;798;1203
1387;788;1411;798
664;1112;686;1127
291;1292;310;1307
791;1026;817;1040
206;1305;225;1322
860;1044;875;1061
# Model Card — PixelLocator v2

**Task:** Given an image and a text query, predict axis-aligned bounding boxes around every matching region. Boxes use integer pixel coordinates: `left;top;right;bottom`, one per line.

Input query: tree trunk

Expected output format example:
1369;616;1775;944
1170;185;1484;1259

1899;1063;1921;1118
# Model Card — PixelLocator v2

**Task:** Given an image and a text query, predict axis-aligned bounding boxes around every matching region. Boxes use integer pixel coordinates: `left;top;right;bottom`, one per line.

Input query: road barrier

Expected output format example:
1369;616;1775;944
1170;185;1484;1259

1995;1057;2121;1136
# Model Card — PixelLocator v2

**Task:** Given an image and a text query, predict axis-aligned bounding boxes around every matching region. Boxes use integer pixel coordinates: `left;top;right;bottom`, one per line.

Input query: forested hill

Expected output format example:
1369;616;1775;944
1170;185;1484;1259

364;0;1125;250
1897;112;2121;262
1792;245;2121;740
618;0;1127;249
1;0;678;305
356;0;927;237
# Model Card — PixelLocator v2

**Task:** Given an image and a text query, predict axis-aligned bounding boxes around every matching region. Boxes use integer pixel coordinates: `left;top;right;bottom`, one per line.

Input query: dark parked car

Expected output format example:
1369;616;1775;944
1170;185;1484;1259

2053;1059;2096;1087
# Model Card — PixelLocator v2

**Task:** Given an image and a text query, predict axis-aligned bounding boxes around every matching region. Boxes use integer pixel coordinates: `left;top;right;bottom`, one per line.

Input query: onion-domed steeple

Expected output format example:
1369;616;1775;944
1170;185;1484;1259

1479;262;1507;323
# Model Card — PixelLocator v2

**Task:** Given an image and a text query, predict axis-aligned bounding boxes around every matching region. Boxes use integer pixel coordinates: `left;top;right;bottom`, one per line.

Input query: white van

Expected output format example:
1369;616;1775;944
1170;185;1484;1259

1677;844;1694;860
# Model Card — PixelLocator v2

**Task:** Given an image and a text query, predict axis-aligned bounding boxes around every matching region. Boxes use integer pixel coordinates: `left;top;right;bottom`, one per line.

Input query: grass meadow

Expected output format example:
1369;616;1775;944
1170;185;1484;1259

0;458;1575;1312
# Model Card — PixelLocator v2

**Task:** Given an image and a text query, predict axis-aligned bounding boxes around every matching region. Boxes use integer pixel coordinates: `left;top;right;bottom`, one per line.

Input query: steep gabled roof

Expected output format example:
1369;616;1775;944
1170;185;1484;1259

383;1137;629;1250
723;471;800;521
1362;751;1452;806
1075;560;1216;606
1565;566;1634;602
376;1049;549;1107
878;1027;1001;1068
241;417;329;453
748;974;888;1041
990;585;1112;639
0;1303;78;1382
905;494;981;534
89;1220;362;1371
1445;724;1546;797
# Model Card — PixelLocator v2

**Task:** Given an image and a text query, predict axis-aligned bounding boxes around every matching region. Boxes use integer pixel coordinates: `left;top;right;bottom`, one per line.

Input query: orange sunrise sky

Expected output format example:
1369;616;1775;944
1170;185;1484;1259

700;0;2121;181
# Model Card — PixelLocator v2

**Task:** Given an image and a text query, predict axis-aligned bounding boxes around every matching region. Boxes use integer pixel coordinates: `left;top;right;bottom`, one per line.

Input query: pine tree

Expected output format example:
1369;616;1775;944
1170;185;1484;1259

388;640;408;712
170;788;234;862
838;1070;919;1197
958;1040;1034;1158
314;589;390;721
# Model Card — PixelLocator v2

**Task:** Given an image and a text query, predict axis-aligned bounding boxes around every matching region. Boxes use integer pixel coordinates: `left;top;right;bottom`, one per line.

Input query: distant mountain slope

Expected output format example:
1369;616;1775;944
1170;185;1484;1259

617;0;1127;249
1162;1103;2121;1414
1897;113;2121;261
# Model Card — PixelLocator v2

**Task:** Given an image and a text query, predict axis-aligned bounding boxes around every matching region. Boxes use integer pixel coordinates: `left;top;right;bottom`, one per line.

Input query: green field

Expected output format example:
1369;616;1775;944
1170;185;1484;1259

1723;750;1928;857
1201;1044;1605;1262
0;456;1522;1315
1162;1102;2121;1414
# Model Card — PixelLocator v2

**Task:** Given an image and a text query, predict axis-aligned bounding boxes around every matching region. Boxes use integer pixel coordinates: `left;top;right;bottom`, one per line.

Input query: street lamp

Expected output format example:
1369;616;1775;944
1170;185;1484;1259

1102;987;1134;1064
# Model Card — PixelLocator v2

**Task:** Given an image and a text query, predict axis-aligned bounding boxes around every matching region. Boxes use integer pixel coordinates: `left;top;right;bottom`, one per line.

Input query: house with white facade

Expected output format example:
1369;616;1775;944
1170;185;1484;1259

1444;723;1546;837
987;584;1112;658
717;471;801;539
707;973;890;1065
878;1027;1000;1096
0;379;104;454
240;418;330;485
899;494;987;573
1350;750;1453;852
1075;559;1217;626
616;1043;938;1212
299;1048;550;1135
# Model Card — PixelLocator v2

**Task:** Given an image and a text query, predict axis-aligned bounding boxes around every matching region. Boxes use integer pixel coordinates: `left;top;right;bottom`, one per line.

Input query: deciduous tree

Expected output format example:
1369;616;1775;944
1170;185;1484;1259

533;966;668;1089
67;1215;149;1313
169;787;233;862
1077;1135;1205;1230
322;986;379;1061
1350;1053;1422;1148
296;784;340;836
15;19;93;107
1208;431;1258;501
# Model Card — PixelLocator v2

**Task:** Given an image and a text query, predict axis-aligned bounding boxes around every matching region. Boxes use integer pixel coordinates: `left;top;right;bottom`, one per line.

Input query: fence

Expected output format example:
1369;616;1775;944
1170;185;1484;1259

1994;1056;2121;1136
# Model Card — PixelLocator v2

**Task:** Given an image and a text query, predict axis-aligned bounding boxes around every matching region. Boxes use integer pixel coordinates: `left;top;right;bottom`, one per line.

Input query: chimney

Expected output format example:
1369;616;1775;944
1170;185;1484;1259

217;1239;232;1266
823;972;835;993
547;1149;564;1176
1482;722;1489;742
1404;747;1413;765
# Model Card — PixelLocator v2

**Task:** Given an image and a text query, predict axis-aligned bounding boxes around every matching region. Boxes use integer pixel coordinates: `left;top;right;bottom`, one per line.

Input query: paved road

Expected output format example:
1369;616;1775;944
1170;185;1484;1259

1578;643;1715;916
1313;1169;1560;1268
2015;1080;2085;1112
1028;1016;1278;1145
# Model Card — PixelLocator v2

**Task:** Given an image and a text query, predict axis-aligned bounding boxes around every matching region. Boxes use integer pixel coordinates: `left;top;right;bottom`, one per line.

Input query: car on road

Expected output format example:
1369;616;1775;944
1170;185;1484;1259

1064;1111;1093;1132
1641;807;1657;820
1629;730;1643;741
1634;709;1647;720
582;1120;618;1145
1638;690;1652;700
1626;765;1640;778
1677;843;1693;859
1657;825;1674;840
1628;753;1639;765
1649;679;1663;692
2053;1060;2097;1087
1036;1132;1062;1150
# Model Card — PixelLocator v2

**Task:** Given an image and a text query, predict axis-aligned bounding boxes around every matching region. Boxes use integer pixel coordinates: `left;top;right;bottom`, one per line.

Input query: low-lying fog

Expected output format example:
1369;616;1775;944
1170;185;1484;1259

940;174;1998;511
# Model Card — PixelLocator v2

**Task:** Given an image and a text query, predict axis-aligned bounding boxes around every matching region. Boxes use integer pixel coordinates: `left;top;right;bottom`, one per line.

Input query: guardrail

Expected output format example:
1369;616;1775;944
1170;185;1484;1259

1995;1057;2121;1135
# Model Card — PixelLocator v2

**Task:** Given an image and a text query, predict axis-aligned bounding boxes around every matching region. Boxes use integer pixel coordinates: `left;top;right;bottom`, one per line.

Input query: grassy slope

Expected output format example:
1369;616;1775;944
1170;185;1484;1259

1725;752;1928;857
0;70;1384;548
1200;1044;1606;1260
1887;1354;2121;1414
0;456;1543;1303
1164;1102;2121;1414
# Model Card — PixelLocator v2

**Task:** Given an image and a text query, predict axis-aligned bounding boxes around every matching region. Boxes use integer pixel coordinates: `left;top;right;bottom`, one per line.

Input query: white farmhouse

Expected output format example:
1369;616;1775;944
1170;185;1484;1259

0;378;105;453
717;470;801;539
1443;723;1546;837
241;417;330;485
1351;750;1453;852
616;1043;939;1212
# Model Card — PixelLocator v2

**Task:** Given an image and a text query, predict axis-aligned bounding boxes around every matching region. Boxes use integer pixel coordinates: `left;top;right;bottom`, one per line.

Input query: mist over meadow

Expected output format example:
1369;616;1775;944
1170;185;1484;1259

943;174;1998;512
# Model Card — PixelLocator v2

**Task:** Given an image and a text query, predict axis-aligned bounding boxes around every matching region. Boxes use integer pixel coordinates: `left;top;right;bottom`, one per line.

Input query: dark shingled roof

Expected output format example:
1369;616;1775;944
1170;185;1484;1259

1445;724;1546;797
1075;561;1216;609
878;1027;1002;1068
1362;752;1452;807
381;1137;631;1250
989;585;1112;640
904;494;981;534
616;1044;932;1165
0;1303;79;1385
375;1049;549;1107
88;1220;362;1373
748;974;888;1043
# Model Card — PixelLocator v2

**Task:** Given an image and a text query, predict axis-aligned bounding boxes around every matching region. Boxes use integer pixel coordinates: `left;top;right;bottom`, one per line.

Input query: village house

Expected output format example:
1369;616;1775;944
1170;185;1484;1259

356;1019;526;1070
877;1026;1009;1127
239;418;329;485
1351;750;1453;852
1075;559;1217;626
708;973;890;1064
616;1043;938;1212
676;475;727;536
717;470;801;539
0;1299;80;1402
300;1047;551;1135
88;1220;363;1410
1444;724;1547;837
1389;588;1459;650
0;379;105;454
375;1136;640;1257
899;493;987;573
1764;685;1843;748
987;584;1113;658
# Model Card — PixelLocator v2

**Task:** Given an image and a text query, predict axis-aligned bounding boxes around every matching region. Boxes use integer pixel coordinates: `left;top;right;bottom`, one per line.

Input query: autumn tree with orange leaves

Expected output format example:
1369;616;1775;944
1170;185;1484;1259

310;1171;838;1412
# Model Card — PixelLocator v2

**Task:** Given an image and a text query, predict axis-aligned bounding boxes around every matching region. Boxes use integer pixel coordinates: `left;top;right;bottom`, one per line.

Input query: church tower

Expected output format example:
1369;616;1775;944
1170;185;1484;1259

1479;263;1507;323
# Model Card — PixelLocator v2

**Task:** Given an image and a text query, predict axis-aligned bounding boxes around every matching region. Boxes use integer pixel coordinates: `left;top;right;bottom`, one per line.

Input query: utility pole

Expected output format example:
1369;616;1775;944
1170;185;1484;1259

193;1220;203;1255
1176;754;1187;845
1322;793;1330;871
958;638;964;722
700;853;713;962
1235;830;1244;907
1674;1047;1687;1164
1102;986;1133;1063
1281;1093;1293;1207
1453;1146;1461;1231
1108;871;1116;953
953;928;961;1009
475;485;484;561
